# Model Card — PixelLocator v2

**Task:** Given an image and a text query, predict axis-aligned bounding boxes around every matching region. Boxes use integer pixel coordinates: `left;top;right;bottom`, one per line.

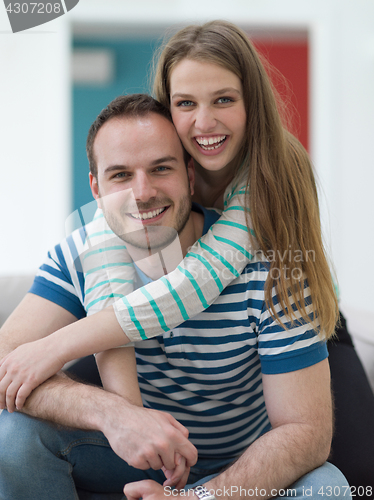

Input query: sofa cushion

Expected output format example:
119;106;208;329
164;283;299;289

0;275;35;327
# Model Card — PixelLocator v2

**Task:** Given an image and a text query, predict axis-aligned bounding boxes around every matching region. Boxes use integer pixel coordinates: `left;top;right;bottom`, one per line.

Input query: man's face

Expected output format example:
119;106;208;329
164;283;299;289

90;113;194;251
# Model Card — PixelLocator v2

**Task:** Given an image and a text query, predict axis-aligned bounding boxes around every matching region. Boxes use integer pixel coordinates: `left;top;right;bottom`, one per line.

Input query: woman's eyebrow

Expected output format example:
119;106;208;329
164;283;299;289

170;92;193;99
211;87;242;96
171;87;242;99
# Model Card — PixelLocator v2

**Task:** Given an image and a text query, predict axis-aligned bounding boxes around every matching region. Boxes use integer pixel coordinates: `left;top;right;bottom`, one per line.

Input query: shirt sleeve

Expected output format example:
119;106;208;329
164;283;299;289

113;171;257;341
29;229;87;320
256;275;328;375
82;210;136;316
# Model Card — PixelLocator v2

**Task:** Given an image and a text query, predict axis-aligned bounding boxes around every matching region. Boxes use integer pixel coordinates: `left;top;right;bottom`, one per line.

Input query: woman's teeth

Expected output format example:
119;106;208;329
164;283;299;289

196;135;226;150
131;207;166;221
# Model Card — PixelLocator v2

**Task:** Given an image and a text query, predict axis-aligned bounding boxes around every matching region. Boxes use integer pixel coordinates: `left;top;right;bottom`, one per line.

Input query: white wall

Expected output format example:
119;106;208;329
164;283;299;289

324;1;374;316
1;0;373;317
0;10;71;275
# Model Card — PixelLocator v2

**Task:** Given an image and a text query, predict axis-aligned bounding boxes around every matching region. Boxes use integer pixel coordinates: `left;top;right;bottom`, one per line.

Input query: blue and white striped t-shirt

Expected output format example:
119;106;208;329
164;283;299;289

29;204;328;459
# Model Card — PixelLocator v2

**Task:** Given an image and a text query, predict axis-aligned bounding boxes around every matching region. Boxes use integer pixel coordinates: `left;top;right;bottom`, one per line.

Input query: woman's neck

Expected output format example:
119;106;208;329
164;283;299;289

192;162;234;210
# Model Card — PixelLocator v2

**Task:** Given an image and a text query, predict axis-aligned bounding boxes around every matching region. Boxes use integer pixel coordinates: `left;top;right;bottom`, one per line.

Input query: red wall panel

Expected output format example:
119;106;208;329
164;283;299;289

252;38;309;151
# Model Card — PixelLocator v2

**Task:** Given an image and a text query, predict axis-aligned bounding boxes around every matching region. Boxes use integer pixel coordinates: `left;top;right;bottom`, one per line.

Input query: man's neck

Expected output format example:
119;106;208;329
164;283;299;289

126;209;204;280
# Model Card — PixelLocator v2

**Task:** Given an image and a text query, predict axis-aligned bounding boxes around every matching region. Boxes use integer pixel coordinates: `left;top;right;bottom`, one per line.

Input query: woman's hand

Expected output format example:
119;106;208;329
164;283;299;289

162;452;190;490
125;479;190;500
0;338;66;412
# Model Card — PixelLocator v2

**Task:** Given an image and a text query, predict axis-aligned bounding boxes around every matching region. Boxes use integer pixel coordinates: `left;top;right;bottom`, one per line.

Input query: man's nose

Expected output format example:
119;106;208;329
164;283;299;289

194;106;217;132
132;172;157;202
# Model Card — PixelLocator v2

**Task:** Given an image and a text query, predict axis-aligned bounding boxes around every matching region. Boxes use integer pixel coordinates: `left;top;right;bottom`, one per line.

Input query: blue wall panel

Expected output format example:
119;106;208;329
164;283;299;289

73;38;157;214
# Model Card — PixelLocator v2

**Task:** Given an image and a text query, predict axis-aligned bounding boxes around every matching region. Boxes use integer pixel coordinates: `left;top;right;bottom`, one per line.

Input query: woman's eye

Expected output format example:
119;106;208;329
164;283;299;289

177;100;194;107
217;97;233;104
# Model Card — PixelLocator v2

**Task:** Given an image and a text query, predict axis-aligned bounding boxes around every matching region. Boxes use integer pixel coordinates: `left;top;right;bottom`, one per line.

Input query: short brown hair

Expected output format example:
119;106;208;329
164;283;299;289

86;93;190;178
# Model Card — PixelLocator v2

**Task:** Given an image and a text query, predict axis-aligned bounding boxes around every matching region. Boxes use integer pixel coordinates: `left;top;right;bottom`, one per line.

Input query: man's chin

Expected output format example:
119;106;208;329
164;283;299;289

117;226;179;252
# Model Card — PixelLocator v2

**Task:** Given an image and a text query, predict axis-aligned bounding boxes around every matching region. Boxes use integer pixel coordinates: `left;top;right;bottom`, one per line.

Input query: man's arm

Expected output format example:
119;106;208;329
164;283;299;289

124;359;332;500
203;359;332;498
22;369;195;473
0;293;197;471
0;293;78;357
0;293;79;410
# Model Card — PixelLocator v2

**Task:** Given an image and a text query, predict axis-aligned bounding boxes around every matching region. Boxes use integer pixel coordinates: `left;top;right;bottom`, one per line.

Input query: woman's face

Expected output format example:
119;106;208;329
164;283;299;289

169;59;246;176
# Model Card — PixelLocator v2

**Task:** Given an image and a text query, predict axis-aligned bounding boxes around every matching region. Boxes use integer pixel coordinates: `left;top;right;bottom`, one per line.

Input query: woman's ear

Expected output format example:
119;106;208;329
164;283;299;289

89;172;102;209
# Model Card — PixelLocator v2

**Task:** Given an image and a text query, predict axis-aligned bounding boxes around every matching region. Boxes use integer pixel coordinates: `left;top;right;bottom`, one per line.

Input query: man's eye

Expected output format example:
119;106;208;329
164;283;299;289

155;166;169;172
113;172;130;179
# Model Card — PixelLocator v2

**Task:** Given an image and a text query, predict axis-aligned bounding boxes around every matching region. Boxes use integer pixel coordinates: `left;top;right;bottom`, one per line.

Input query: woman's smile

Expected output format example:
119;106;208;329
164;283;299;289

194;134;228;152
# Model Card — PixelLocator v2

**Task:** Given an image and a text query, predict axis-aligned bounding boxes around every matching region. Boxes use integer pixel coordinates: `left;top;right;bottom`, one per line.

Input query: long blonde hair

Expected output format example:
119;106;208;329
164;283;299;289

153;20;339;338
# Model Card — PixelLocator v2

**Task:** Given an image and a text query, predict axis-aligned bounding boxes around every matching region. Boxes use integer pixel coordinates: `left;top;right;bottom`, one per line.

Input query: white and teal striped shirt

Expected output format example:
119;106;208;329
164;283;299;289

83;171;257;341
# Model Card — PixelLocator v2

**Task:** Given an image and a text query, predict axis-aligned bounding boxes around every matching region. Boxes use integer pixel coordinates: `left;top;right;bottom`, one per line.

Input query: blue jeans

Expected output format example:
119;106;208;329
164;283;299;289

0;411;352;500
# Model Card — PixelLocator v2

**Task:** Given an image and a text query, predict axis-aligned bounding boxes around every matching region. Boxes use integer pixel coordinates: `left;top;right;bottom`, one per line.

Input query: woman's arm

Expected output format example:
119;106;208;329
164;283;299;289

82;209;136;315
114;176;253;341
0;305;126;411
84;178;252;342
96;347;143;406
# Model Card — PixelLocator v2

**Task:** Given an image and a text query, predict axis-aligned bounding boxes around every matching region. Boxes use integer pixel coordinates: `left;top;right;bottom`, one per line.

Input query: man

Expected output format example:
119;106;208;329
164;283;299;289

0;95;348;499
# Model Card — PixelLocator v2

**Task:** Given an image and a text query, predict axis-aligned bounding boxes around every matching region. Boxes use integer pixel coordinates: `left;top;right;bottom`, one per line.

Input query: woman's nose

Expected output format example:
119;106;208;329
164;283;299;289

194;106;217;132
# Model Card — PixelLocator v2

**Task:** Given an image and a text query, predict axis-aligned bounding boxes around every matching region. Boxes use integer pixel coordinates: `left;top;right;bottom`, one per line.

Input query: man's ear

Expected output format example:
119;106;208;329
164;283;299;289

187;157;195;196
89;172;102;209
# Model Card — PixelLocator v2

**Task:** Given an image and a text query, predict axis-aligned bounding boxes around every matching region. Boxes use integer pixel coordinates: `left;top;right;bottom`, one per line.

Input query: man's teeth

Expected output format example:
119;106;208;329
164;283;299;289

196;135;226;150
131;207;166;221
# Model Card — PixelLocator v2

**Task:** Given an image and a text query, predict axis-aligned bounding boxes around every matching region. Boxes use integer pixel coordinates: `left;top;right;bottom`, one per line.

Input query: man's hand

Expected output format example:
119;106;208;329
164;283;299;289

102;402;197;475
0;338;66;412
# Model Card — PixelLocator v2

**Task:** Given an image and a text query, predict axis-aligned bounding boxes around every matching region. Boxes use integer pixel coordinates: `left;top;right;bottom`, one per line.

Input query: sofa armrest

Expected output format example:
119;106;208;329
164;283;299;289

341;304;374;392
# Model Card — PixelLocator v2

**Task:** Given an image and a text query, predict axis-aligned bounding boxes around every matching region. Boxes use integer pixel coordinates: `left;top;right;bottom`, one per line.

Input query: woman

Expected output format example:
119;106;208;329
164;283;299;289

81;18;338;344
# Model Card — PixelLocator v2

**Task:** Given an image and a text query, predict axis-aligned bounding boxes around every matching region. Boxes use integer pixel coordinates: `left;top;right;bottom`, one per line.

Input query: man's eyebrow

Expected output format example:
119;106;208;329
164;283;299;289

103;165;129;175
103;156;178;175
171;87;242;99
150;156;178;166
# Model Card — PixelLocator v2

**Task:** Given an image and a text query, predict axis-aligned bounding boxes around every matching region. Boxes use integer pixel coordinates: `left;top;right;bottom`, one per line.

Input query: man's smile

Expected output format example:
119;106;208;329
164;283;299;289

127;206;170;222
